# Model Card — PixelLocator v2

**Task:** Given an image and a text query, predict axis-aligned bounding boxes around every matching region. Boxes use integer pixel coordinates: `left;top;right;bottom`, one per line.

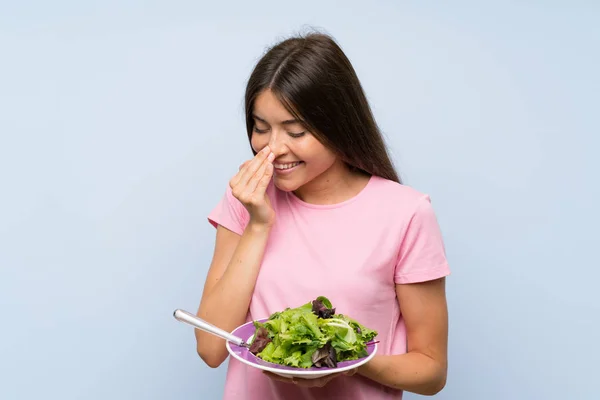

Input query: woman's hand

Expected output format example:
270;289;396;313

229;146;275;227
262;369;357;388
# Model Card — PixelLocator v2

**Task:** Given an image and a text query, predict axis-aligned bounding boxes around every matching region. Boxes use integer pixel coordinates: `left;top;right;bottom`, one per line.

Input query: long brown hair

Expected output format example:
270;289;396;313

244;32;401;183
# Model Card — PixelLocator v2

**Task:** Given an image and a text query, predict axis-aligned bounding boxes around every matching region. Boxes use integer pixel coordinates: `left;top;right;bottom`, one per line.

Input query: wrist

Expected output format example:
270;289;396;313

246;220;273;234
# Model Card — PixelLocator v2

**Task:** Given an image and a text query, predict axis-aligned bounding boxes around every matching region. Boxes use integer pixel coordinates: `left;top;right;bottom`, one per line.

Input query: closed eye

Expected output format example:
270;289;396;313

253;126;305;138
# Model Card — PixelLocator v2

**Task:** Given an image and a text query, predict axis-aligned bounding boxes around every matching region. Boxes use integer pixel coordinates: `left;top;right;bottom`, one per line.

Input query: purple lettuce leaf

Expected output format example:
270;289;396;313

311;297;336;319
249;326;271;354
311;342;338;368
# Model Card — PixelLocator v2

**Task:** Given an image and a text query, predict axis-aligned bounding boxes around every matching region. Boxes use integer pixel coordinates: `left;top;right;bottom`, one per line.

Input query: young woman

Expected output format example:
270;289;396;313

195;32;450;400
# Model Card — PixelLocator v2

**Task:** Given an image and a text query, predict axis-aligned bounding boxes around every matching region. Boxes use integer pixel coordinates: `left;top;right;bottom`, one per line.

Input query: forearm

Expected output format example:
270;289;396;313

358;353;447;396
196;222;271;365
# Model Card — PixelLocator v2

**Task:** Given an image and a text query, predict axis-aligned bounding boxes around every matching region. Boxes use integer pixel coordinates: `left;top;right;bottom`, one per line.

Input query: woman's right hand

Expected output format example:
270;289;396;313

229;146;275;228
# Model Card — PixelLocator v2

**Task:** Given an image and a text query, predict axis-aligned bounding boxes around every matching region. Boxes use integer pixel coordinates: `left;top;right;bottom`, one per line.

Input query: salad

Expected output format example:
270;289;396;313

248;296;377;368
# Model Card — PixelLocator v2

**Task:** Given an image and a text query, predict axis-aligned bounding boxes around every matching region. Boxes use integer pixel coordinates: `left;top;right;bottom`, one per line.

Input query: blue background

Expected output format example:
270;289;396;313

1;1;598;399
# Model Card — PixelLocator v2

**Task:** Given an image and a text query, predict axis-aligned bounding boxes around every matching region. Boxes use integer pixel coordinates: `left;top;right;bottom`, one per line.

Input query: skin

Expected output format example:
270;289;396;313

249;88;370;203
196;89;448;395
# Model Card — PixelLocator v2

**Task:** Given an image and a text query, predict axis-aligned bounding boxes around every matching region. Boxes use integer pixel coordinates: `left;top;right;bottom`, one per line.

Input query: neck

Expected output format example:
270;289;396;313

293;161;370;205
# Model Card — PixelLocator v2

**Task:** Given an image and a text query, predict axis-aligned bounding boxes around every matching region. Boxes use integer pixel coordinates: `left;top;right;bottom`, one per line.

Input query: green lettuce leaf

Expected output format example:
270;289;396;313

249;296;378;368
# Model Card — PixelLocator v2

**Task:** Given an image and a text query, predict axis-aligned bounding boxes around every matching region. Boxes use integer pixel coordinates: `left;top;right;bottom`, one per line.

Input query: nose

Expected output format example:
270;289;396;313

267;130;288;157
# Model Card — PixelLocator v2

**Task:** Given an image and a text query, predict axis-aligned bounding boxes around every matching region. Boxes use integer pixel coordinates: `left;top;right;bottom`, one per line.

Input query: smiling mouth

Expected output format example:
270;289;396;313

274;161;303;170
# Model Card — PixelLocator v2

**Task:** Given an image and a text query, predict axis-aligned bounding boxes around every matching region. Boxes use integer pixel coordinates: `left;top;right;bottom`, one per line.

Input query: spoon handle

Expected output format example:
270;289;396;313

173;309;247;347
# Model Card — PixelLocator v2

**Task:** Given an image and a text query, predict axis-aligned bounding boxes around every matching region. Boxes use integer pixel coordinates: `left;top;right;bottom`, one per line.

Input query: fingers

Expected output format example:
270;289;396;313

230;147;273;202
237;146;271;185
262;371;293;384
256;155;274;193
245;153;274;195
312;377;330;388
262;371;349;388
238;160;250;171
229;146;271;191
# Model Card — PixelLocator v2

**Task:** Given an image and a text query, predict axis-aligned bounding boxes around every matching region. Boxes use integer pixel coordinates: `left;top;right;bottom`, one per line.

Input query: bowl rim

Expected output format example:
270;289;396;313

225;318;378;377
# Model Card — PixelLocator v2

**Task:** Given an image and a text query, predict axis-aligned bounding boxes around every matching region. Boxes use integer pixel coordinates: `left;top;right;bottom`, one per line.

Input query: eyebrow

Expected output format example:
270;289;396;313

252;114;303;125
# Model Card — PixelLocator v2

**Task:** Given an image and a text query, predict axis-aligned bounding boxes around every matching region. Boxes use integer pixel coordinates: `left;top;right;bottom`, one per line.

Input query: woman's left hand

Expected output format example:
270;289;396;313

263;369;357;388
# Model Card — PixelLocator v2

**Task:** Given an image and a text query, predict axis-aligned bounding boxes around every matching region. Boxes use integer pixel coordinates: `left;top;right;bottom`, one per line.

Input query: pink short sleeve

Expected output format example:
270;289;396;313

394;196;451;284
207;185;249;236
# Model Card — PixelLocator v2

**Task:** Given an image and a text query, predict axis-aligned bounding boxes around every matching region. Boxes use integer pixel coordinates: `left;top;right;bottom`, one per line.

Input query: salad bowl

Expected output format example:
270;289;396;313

173;296;379;380
226;318;378;379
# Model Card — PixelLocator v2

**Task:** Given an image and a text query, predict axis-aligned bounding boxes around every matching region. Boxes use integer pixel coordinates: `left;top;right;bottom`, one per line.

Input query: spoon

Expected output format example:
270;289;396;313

174;309;381;349
173;309;249;348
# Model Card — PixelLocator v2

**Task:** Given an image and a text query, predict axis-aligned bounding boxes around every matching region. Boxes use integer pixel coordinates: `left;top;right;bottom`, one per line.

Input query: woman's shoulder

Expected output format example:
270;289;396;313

368;175;431;208
366;176;442;234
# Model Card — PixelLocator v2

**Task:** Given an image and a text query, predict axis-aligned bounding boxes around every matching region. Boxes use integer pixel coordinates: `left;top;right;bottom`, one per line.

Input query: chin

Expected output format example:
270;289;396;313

273;177;302;192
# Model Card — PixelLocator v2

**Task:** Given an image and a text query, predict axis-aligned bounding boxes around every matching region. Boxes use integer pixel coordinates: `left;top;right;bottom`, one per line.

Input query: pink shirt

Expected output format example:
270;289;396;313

207;175;450;400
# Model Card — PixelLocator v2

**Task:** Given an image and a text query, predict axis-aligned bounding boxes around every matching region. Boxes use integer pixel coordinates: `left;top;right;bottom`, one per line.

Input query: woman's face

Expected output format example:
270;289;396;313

250;89;339;193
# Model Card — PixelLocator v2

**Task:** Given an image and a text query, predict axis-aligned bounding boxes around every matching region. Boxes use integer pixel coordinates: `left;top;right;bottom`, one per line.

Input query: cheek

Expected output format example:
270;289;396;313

310;153;337;172
251;134;269;153
300;143;337;170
